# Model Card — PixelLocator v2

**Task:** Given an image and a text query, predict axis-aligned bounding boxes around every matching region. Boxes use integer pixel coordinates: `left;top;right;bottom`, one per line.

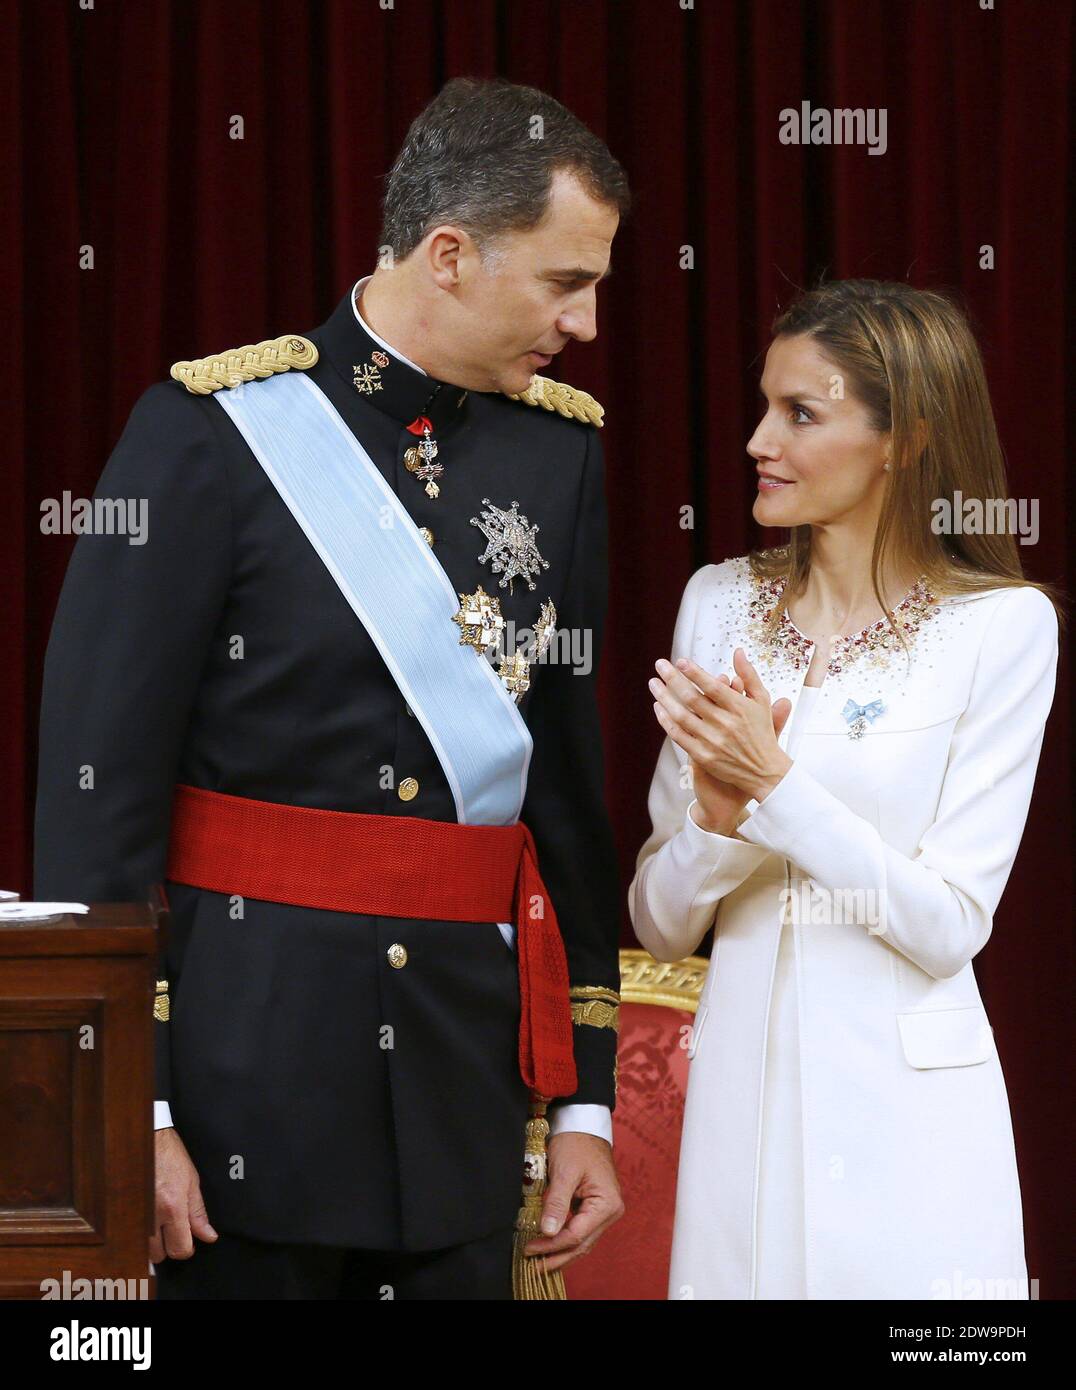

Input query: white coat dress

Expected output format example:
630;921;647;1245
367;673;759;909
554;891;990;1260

628;553;1058;1300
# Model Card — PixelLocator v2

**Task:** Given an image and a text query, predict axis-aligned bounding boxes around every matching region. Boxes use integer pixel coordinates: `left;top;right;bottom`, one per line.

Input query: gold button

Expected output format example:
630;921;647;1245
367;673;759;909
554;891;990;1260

387;943;408;969
419;527;434;547
398;776;419;801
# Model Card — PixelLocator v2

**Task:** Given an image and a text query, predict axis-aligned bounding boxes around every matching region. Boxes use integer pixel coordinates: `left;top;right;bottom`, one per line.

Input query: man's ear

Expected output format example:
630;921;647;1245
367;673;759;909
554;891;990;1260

425;226;466;289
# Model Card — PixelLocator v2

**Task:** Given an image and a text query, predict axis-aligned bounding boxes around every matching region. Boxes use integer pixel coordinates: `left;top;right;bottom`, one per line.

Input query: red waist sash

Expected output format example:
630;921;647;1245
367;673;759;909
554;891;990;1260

165;783;577;1099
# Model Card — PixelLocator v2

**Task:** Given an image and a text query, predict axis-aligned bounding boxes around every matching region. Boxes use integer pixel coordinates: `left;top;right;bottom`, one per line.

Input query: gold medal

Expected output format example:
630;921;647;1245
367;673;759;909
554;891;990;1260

353;350;386;395
498;649;531;701
451;585;505;654
534;600;557;660
451;589;559;706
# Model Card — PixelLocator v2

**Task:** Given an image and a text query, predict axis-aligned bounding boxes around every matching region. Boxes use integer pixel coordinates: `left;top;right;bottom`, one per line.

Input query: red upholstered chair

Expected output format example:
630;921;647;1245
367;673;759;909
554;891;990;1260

564;948;707;1301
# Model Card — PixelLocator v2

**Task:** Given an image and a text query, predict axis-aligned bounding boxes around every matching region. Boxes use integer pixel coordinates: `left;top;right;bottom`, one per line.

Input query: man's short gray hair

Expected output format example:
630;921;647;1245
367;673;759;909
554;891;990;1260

379;77;631;263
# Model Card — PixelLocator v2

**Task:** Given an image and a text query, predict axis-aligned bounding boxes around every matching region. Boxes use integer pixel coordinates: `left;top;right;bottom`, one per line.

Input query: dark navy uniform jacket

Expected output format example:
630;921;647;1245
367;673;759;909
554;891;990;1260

33;282;621;1251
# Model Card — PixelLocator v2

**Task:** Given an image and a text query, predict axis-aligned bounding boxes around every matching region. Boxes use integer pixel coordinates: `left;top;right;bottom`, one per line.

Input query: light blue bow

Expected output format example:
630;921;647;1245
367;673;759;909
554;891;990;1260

842;697;886;731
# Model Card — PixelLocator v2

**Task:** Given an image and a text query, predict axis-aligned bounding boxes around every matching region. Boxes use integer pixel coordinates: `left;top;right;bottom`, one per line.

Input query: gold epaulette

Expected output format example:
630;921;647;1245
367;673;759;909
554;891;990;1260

505;374;604;428
170;334;319;395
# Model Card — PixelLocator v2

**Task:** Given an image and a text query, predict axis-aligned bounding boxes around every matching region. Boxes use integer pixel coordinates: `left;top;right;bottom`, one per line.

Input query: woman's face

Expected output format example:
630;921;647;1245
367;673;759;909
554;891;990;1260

747;334;890;529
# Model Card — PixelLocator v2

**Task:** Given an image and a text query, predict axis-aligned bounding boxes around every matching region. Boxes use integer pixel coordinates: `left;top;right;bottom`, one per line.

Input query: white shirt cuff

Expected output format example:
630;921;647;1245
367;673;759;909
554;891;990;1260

548;1103;613;1145
154;1100;174;1130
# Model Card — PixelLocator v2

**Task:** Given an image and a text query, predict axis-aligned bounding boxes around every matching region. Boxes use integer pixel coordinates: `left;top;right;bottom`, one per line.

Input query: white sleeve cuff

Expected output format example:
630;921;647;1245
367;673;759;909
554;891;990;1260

629;799;774;962
154;1100;174;1130
682;798;762;854
734;759;814;852
548;1103;613;1146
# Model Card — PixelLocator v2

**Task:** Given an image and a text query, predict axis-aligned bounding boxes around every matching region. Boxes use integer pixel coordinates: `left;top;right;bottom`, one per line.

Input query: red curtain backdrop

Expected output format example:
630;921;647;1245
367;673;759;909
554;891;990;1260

4;0;1072;1295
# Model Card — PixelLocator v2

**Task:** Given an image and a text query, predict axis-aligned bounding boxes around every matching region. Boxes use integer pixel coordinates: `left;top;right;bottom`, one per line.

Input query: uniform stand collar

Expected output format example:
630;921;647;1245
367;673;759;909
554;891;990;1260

314;284;469;434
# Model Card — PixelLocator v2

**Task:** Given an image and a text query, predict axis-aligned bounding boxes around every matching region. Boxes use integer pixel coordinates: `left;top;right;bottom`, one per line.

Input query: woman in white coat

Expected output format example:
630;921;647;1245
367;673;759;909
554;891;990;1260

629;279;1063;1301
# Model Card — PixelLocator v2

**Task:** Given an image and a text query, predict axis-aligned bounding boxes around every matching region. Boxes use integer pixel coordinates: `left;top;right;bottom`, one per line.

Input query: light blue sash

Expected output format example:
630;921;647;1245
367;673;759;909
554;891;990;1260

215;370;532;826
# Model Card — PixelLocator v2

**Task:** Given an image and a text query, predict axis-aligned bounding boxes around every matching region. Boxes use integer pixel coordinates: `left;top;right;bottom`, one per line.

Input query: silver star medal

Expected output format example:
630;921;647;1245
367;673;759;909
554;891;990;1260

469;498;550;596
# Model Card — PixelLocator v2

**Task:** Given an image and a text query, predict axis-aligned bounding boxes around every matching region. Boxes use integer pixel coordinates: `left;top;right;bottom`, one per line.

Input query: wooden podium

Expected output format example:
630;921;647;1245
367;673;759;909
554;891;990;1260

0;899;163;1299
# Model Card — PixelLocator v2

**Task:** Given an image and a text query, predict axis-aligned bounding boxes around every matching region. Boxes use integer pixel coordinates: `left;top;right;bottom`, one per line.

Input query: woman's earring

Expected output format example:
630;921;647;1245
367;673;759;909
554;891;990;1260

883;462;891;472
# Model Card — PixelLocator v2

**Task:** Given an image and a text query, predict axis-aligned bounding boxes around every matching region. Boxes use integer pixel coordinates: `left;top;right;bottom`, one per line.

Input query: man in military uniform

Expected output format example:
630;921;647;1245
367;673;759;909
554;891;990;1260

33;77;629;1299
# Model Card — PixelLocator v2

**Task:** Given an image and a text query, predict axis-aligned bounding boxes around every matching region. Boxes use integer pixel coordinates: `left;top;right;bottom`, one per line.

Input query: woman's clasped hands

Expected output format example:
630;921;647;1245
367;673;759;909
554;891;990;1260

648;647;795;835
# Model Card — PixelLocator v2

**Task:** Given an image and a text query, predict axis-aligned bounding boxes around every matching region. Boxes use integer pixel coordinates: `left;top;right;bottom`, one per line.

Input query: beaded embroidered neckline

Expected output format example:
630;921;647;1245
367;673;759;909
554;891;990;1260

746;570;941;676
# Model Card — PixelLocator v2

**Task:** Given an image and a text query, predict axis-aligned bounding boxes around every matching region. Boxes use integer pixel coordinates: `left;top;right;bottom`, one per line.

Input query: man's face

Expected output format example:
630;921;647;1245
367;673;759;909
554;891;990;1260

441;168;619;394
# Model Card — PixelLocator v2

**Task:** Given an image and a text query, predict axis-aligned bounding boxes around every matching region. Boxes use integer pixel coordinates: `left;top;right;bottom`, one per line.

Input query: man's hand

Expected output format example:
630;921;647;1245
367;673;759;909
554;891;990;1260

150;1128;219;1263
523;1132;624;1274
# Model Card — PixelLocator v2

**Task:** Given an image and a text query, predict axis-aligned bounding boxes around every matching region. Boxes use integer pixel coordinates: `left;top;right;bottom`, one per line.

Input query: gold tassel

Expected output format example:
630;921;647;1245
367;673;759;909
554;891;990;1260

511;1093;567;1300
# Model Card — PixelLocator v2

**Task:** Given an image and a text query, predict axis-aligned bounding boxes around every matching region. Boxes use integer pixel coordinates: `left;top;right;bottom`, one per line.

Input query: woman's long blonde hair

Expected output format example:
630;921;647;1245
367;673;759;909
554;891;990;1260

749;279;1067;646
